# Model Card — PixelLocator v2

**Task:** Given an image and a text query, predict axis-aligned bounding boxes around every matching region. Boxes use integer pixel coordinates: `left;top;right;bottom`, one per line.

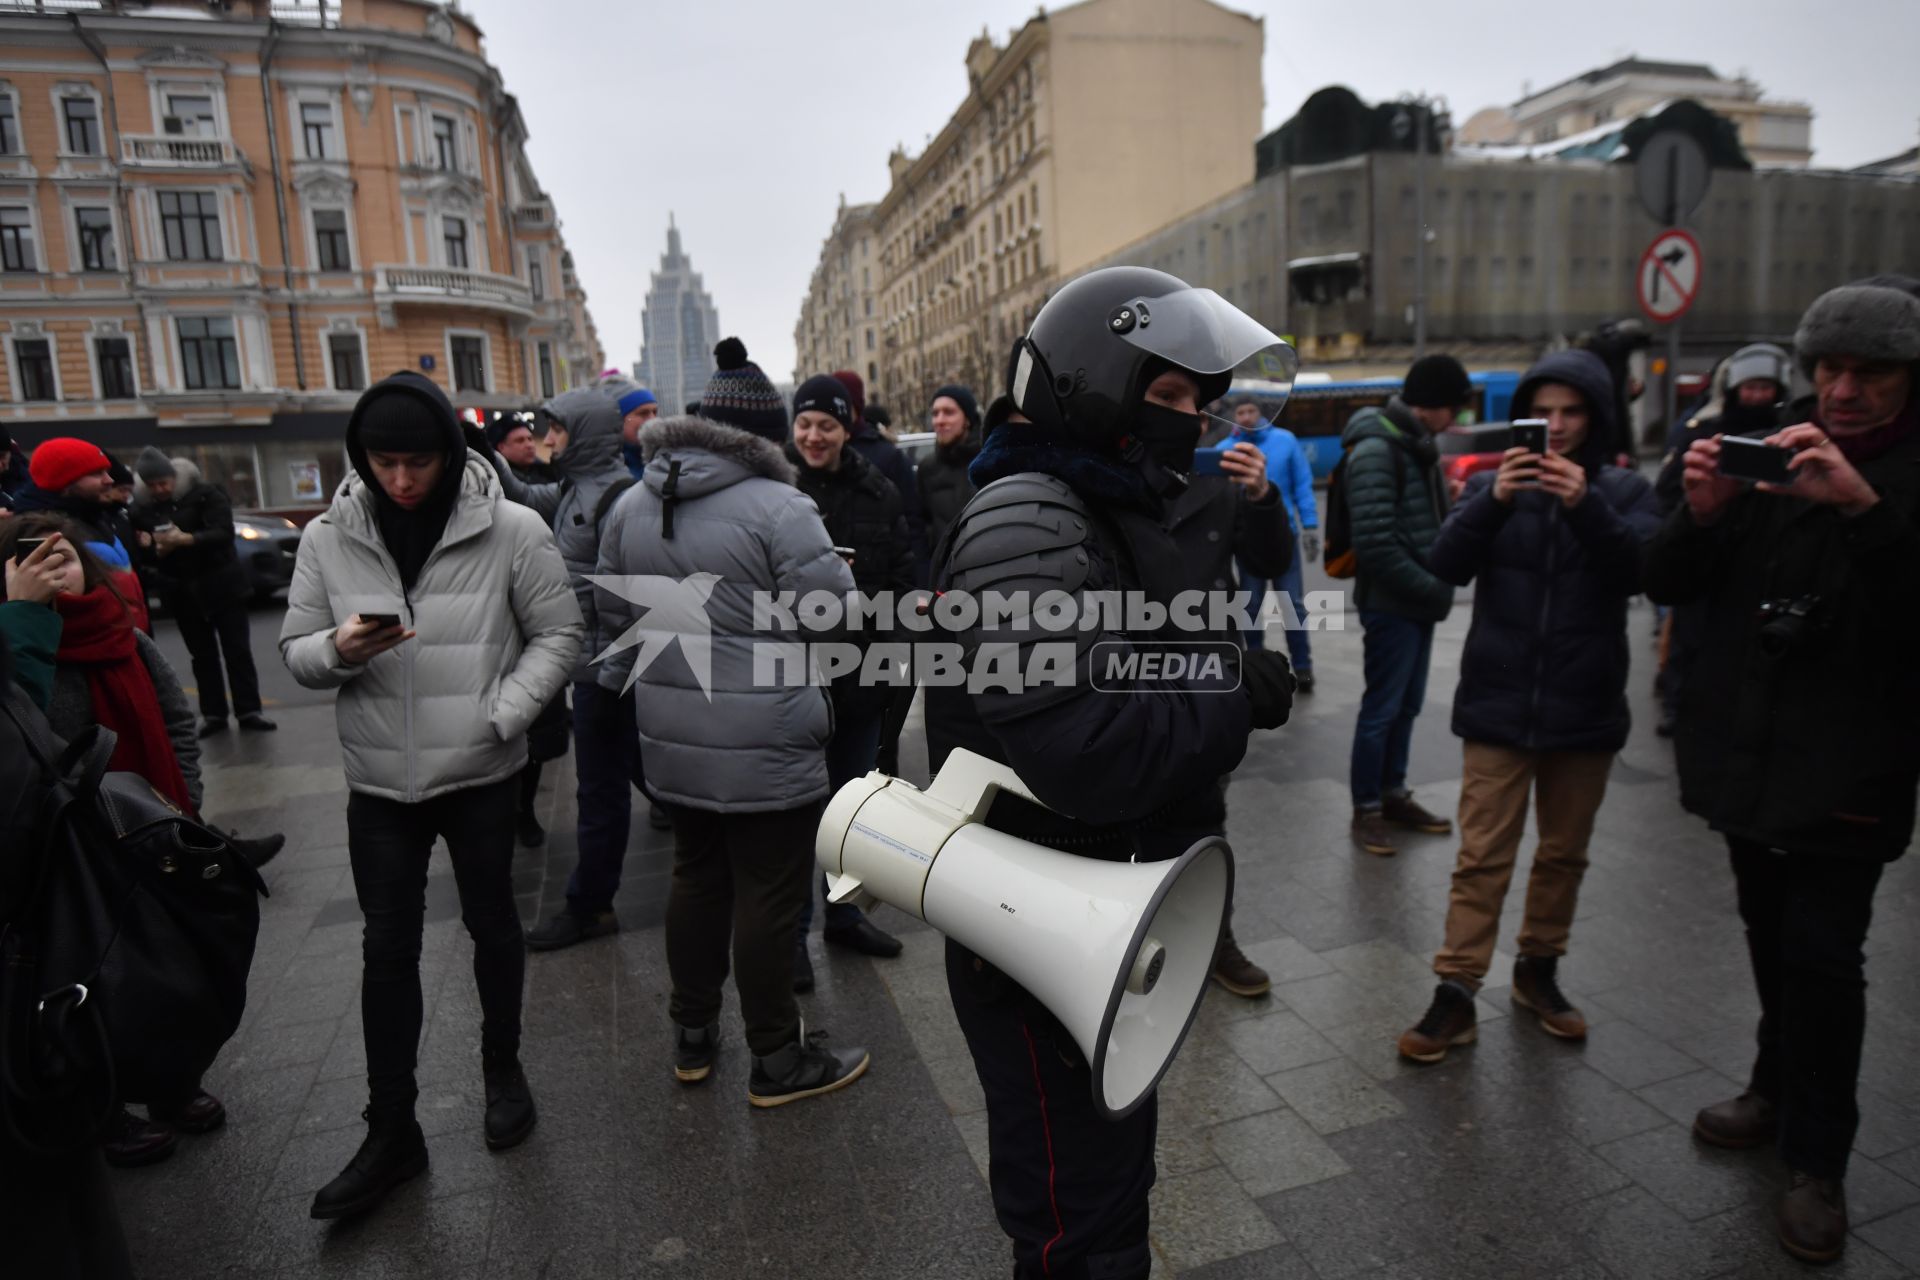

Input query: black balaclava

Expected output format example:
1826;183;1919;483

346;372;467;591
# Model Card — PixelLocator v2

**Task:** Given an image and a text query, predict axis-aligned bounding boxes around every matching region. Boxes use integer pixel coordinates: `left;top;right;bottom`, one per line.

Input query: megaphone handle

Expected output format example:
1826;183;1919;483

926;748;1048;819
824;872;879;914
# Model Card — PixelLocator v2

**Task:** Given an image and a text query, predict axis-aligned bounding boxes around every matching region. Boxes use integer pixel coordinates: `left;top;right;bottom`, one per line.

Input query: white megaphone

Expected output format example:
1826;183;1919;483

816;749;1232;1120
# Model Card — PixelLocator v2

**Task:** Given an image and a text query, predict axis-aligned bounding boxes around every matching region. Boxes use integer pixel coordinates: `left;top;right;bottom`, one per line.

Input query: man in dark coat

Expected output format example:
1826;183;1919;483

1164;427;1292;999
833;368;928;580
1395;350;1660;1064
1646;283;1920;1265
916;383;983;560
128;449;273;734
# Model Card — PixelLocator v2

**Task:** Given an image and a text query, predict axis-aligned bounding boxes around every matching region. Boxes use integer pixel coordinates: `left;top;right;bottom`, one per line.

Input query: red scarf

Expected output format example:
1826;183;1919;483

53;585;195;816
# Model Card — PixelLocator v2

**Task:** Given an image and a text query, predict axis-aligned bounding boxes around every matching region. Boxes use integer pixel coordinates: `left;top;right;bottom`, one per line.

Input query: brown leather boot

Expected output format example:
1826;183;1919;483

1397;980;1478;1064
1381;790;1453;835
1692;1091;1778;1150
1511;955;1588;1040
1352;807;1397;857
1212;933;1272;998
1776;1172;1847;1264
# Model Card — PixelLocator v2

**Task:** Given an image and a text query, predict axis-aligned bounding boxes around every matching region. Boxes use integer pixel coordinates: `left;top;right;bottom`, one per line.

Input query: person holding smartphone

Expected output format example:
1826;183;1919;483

1398;349;1660;1064
1646;283;1920;1264
280;372;583;1221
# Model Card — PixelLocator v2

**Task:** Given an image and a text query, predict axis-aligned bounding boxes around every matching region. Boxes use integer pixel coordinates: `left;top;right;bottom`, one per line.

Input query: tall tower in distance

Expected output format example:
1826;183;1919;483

635;214;722;415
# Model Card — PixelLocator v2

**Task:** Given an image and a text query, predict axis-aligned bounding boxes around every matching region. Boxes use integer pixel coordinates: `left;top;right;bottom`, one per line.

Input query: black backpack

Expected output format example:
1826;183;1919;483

0;683;265;1151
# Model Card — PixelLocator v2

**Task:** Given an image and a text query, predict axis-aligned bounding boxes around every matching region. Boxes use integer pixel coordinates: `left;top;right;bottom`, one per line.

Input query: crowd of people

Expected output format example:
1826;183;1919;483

2;269;1916;1278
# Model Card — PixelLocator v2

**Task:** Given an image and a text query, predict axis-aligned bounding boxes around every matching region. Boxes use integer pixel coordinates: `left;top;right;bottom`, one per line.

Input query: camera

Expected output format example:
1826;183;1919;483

1756;595;1822;659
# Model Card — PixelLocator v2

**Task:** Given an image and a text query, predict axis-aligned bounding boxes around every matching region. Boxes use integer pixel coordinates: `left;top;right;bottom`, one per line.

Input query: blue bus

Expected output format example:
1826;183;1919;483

1228;370;1521;480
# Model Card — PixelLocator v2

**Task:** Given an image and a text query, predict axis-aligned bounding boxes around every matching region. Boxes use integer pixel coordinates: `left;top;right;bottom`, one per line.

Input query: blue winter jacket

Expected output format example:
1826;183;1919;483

1230;419;1318;531
1428;350;1663;753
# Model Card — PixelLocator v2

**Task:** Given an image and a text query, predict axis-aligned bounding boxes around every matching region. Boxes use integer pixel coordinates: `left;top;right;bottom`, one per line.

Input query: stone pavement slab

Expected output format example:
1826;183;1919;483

111;598;1920;1277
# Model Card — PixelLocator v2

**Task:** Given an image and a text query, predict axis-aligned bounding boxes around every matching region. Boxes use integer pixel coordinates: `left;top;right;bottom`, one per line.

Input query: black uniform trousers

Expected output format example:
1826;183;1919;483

1729;836;1885;1180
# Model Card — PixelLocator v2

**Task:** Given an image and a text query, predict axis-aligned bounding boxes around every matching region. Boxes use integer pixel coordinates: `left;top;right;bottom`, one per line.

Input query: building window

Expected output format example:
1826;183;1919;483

327;332;365;391
164;93;217;137
13;339;55;401
300;101;334;159
158;190;222;261
442;216;468;268
536;341;554;398
528;255;544;300
0;94;17;154
75;206;115;271
178;316;240;391
96;336;134;399
451;334;486;391
313;209;350;271
0;207;35;272
62;95;101;155
431;114;457;171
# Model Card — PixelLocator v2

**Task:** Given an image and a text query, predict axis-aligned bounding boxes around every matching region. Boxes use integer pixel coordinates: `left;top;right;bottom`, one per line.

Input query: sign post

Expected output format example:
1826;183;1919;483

1634;131;1710;447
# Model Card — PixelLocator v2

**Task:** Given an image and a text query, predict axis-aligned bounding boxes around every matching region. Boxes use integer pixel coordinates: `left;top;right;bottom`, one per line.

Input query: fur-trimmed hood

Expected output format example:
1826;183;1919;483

640;414;796;497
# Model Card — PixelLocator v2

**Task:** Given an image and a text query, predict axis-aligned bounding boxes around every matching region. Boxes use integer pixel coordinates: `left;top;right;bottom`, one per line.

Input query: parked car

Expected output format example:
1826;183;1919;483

234;511;301;601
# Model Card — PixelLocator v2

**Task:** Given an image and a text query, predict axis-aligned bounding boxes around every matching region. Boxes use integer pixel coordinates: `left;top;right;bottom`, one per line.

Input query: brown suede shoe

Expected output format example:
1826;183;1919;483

1212;934;1272;998
1510;955;1588;1040
1776;1172;1847;1264
1397;980;1478;1063
1381;790;1453;835
1352;808;1397;857
1692;1091;1778;1150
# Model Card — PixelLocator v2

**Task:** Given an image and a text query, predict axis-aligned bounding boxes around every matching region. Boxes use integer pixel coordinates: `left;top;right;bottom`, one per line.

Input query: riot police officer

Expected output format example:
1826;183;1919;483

925;267;1298;1280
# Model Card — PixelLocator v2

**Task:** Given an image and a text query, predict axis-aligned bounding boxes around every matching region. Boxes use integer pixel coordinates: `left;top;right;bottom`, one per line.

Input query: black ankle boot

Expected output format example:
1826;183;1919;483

483;1057;537;1151
309;1106;427;1220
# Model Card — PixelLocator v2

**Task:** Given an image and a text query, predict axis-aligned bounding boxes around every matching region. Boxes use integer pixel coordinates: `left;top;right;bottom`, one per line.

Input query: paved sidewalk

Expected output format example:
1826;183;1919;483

116;598;1920;1278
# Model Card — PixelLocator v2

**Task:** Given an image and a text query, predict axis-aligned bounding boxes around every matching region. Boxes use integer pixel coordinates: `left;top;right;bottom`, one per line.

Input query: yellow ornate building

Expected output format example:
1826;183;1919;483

0;0;602;509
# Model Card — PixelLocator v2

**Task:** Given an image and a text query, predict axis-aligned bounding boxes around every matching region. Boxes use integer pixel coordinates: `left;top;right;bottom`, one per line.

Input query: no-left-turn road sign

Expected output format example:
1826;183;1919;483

1637;229;1703;324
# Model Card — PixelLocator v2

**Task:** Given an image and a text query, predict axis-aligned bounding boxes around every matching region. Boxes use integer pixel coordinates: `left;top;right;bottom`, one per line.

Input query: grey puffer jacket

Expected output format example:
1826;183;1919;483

280;452;584;803
594;416;856;813
490;388;634;683
47;629;202;813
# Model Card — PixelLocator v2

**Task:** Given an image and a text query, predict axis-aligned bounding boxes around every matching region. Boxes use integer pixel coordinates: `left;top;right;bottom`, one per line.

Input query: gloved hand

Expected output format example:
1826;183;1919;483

1241;647;1295;729
1301;530;1321;562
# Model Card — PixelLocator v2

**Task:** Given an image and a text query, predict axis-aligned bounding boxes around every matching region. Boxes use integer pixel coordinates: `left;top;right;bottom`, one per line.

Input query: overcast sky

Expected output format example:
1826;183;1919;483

467;0;1919;392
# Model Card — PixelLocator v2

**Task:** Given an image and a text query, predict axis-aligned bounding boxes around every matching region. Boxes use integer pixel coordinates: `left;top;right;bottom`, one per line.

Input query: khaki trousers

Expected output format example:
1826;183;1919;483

1434;741;1615;989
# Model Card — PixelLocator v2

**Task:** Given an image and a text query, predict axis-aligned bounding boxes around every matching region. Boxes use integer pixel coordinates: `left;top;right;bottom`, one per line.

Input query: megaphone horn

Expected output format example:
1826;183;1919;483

816;749;1232;1120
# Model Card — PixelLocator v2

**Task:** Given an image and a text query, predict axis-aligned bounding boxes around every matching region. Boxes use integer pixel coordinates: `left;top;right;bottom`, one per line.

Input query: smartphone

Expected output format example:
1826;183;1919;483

1510;419;1548;454
831;546;857;565
1190;448;1228;477
1717;435;1794;485
361;612;403;630
12;536;47;564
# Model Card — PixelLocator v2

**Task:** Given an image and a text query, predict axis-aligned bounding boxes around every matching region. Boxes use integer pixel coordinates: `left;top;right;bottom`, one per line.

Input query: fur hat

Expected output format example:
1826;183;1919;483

1794;285;1920;377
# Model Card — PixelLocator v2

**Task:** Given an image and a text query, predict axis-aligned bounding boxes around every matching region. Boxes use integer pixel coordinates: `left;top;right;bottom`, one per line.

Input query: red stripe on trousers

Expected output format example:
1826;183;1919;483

1022;1021;1067;1276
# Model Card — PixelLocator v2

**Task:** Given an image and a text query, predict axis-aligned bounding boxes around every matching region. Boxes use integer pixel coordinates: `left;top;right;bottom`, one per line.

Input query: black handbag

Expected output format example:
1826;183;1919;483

0;685;266;1151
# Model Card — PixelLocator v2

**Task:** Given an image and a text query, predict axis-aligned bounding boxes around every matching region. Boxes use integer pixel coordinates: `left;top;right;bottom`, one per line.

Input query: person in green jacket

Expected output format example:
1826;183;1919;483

1342;354;1468;857
0;526;68;708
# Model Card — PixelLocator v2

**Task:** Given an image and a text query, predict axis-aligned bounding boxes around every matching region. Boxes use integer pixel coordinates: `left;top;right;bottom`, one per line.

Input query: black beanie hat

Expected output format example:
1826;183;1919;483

1402;354;1473;409
485;414;525;448
793;374;855;431
357;390;448;454
929;384;981;432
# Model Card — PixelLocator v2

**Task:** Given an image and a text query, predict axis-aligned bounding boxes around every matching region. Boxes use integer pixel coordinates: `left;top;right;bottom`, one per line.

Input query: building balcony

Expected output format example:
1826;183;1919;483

374;264;534;317
121;134;251;175
513;201;555;231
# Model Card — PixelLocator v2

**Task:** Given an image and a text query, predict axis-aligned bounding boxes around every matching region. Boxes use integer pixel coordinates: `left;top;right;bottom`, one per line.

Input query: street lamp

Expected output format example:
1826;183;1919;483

1393;94;1450;359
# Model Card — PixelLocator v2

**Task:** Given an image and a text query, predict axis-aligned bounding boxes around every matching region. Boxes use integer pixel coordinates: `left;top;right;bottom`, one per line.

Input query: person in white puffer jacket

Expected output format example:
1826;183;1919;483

280;371;582;1223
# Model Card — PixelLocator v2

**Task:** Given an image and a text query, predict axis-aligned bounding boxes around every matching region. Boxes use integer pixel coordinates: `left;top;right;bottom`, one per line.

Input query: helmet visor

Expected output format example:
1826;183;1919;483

1112;287;1299;410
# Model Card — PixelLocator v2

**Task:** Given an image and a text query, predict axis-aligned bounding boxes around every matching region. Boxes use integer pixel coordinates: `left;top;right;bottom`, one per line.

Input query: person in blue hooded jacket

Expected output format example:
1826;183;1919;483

1227;396;1319;689
1395;349;1662;1066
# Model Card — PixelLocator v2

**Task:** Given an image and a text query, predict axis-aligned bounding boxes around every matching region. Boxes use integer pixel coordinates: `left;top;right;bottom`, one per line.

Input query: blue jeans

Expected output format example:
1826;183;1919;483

565;680;646;917
799;707;885;936
1350;611;1434;810
1240;541;1312;673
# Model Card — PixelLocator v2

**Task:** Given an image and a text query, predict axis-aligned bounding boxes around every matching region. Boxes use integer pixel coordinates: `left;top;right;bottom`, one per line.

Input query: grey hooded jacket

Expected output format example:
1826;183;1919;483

594;416;855;813
489;388;634;683
279;452;584;802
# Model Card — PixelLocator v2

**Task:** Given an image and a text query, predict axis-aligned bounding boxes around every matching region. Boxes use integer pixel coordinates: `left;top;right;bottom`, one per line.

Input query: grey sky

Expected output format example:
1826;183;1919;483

467;0;1919;395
